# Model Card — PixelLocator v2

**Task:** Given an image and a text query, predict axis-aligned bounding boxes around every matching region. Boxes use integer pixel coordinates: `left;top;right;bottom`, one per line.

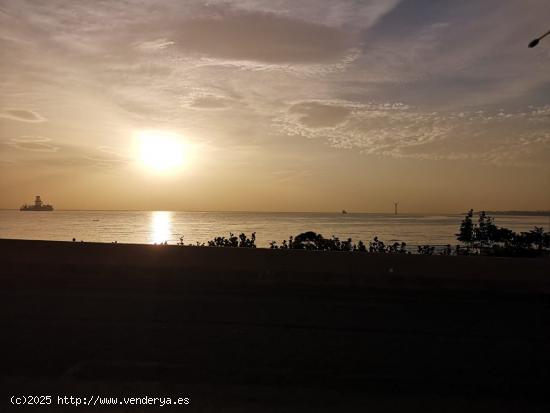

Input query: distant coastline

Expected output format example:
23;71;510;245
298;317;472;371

472;210;550;217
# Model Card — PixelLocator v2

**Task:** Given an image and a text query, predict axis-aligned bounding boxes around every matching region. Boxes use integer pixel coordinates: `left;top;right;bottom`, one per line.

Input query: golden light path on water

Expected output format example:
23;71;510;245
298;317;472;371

150;211;172;244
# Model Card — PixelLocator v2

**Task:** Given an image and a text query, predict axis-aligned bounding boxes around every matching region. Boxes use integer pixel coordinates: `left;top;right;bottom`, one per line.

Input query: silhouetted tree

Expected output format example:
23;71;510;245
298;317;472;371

455;209;550;256
456;209;474;246
492;226;515;244
525;227;548;251
475;211;499;250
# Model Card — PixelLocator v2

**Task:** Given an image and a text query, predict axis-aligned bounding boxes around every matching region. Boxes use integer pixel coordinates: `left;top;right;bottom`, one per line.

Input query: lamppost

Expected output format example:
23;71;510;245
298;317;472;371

528;29;550;48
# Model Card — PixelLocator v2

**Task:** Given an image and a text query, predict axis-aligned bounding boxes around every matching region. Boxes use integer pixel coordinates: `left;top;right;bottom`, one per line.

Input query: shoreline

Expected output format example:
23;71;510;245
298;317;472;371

2;238;549;293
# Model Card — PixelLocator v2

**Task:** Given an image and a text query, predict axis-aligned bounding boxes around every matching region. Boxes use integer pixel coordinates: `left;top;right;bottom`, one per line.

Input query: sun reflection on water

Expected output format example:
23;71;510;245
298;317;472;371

150;211;172;244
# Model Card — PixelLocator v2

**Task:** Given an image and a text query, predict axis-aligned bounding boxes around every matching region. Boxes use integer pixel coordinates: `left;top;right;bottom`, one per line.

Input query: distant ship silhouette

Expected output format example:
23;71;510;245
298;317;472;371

342;209;348;214
20;195;53;211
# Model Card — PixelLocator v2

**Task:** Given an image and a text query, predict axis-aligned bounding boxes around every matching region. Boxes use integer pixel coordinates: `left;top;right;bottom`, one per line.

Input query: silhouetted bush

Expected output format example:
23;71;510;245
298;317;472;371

291;231;323;250
207;232;256;248
387;242;408;254
454;245;471;256
369;237;386;253
268;233;407;253
355;240;367;252
417;245;435;255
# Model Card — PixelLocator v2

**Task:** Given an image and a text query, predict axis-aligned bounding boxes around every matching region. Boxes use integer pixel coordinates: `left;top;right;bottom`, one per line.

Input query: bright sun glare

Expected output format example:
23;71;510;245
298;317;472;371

136;130;185;172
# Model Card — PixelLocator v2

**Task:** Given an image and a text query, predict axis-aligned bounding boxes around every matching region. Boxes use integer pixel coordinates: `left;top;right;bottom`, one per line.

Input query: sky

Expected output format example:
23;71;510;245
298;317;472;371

0;0;549;212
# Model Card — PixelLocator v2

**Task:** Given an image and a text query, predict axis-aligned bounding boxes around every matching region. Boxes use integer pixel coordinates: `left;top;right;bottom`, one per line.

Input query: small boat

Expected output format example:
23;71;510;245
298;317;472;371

342;209;348;214
20;195;53;211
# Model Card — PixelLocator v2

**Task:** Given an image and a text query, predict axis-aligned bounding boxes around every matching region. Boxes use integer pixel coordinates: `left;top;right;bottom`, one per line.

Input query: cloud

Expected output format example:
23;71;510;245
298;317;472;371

188;96;231;110
272;168;313;183
9;136;58;152
211;0;402;30
83;146;130;168
170;12;353;64
289;101;352;128
134;38;175;52
0;109;45;123
275;101;550;166
0;0;548;175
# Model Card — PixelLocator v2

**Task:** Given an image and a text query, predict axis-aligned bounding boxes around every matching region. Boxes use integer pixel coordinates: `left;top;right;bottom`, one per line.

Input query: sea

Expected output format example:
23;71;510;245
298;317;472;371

0;210;548;249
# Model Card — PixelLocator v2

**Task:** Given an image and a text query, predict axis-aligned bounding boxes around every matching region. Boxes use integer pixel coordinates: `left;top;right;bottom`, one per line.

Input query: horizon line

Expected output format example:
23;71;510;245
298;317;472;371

1;208;549;215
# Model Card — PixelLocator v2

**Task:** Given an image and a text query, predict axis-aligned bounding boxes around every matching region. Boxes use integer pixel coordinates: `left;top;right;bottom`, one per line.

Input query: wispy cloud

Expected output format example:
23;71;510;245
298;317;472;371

0;109;45;123
84;146;131;168
8;136;58;152
275;101;550;166
134;38;175;52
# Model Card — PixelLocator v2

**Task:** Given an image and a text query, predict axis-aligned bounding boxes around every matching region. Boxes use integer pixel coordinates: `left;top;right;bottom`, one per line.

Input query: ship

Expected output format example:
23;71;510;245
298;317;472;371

20;195;54;211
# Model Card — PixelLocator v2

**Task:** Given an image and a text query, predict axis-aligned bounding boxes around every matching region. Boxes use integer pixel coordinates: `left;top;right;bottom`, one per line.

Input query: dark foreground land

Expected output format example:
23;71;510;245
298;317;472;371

1;239;549;412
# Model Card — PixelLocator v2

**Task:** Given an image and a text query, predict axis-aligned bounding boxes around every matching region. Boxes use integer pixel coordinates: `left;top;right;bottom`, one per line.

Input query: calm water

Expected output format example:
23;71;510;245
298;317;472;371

1;210;548;248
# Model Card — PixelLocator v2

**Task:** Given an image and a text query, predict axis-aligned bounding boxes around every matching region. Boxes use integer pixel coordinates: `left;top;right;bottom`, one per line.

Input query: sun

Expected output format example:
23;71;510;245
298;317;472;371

136;130;186;172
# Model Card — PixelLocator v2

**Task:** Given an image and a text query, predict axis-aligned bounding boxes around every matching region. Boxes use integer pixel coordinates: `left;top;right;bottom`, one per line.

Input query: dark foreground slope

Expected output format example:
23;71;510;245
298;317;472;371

1;239;549;412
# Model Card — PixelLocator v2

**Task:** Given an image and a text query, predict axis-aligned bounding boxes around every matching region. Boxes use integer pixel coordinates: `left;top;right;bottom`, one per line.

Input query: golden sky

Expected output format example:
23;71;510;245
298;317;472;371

1;0;549;212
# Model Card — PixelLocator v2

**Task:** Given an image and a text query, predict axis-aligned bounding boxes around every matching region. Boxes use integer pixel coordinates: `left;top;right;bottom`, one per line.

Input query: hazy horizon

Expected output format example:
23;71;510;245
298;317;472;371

4;206;550;215
1;0;549;212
